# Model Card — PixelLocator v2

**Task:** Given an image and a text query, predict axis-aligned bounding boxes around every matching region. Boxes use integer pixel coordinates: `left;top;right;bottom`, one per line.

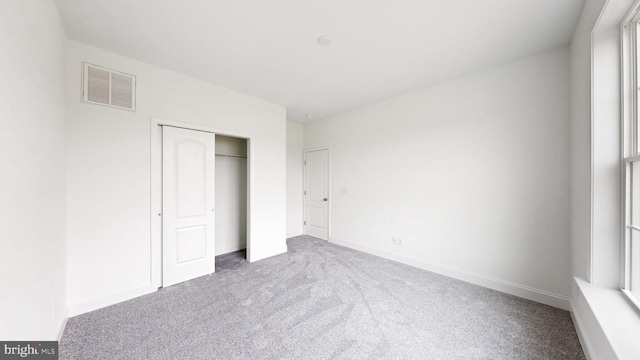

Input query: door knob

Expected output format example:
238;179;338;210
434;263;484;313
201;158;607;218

323;198;328;201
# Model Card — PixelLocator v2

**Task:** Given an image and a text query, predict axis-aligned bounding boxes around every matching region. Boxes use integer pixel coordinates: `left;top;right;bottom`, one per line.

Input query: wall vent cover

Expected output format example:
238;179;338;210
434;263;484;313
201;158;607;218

83;63;136;111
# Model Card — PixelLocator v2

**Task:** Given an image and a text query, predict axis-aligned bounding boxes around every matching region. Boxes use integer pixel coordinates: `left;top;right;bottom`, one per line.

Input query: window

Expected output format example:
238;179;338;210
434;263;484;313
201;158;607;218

623;10;640;306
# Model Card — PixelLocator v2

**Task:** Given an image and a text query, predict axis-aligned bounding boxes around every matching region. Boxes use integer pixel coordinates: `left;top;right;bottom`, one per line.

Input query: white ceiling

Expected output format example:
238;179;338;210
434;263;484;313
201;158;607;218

55;0;585;123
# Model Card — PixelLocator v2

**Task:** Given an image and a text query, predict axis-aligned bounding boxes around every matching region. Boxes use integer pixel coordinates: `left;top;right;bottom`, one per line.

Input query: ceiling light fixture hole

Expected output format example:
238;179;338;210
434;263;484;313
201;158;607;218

317;35;332;46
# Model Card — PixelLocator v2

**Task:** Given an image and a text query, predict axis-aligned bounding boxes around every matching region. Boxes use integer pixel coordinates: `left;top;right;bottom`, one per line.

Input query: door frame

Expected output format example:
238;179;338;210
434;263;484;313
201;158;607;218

303;147;330;240
151;117;252;288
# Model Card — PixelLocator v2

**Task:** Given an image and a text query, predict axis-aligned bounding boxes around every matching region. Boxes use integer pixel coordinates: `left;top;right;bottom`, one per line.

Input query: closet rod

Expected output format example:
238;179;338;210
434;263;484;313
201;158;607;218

215;153;247;159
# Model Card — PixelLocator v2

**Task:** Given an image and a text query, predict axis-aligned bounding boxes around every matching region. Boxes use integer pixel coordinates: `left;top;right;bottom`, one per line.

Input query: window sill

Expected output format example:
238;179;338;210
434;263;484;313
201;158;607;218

574;278;640;359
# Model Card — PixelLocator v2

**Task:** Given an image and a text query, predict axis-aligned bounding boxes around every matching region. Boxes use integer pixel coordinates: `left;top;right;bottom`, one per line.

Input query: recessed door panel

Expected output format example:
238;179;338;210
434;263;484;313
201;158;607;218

309;206;324;228
176;141;206;218
176;226;206;264
309;157;325;202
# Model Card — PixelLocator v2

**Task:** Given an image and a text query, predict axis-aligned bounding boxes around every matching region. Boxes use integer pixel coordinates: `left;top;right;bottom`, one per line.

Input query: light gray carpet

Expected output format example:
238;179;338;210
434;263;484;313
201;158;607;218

60;236;585;359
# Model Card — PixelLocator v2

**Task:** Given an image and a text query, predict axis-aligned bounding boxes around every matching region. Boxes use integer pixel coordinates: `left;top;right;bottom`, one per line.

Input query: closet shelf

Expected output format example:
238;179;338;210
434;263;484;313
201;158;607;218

215;153;247;159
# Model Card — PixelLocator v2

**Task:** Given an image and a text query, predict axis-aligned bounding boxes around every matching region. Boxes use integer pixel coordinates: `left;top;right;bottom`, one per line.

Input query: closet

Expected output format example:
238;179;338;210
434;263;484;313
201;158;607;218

215;135;248;256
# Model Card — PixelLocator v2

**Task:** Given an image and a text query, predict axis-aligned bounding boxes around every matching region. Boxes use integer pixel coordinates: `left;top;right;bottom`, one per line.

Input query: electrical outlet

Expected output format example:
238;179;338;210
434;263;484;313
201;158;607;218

397;237;403;246
392;236;397;245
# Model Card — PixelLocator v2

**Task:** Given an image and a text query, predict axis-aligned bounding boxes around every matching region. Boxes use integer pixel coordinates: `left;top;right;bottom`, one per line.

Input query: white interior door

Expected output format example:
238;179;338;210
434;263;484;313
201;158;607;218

304;149;329;240
162;126;215;287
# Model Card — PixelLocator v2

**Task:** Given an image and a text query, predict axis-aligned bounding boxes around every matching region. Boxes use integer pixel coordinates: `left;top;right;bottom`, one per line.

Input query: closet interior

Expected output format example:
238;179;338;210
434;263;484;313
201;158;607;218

215;135;248;257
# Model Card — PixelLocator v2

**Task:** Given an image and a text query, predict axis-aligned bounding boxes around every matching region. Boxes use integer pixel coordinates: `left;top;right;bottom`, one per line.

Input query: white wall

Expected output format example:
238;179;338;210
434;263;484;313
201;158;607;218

65;40;286;315
215;135;247;255
305;47;572;309
286;121;304;237
0;0;68;340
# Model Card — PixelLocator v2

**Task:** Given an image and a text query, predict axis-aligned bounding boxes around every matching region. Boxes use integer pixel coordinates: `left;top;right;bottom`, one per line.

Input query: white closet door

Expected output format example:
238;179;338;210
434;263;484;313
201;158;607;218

162;126;215;287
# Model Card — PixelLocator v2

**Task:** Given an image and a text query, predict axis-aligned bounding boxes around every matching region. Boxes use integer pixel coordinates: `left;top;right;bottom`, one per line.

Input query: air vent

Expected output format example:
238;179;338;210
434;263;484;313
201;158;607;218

83;63;136;111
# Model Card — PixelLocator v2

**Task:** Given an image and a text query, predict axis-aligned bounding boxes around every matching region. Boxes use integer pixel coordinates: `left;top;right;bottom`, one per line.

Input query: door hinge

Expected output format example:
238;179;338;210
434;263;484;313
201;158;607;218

304;221;306;225
304;190;306;195
304;161;307;166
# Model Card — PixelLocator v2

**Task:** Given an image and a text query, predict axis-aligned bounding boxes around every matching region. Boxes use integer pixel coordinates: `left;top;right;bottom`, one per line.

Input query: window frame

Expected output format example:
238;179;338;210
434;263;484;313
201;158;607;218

621;7;640;309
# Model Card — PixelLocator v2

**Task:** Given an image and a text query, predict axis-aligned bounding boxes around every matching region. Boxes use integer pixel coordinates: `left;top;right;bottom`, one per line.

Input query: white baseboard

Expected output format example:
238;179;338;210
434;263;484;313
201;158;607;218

330;237;570;310
53;307;68;341
68;283;157;317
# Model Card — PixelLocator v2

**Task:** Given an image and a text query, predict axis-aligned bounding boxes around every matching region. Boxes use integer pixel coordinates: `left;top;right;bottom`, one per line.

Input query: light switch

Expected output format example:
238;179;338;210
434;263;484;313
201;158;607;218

340;186;349;194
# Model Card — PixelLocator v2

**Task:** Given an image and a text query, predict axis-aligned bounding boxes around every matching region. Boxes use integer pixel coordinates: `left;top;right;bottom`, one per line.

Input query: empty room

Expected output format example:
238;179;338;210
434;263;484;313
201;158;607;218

2;0;640;359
